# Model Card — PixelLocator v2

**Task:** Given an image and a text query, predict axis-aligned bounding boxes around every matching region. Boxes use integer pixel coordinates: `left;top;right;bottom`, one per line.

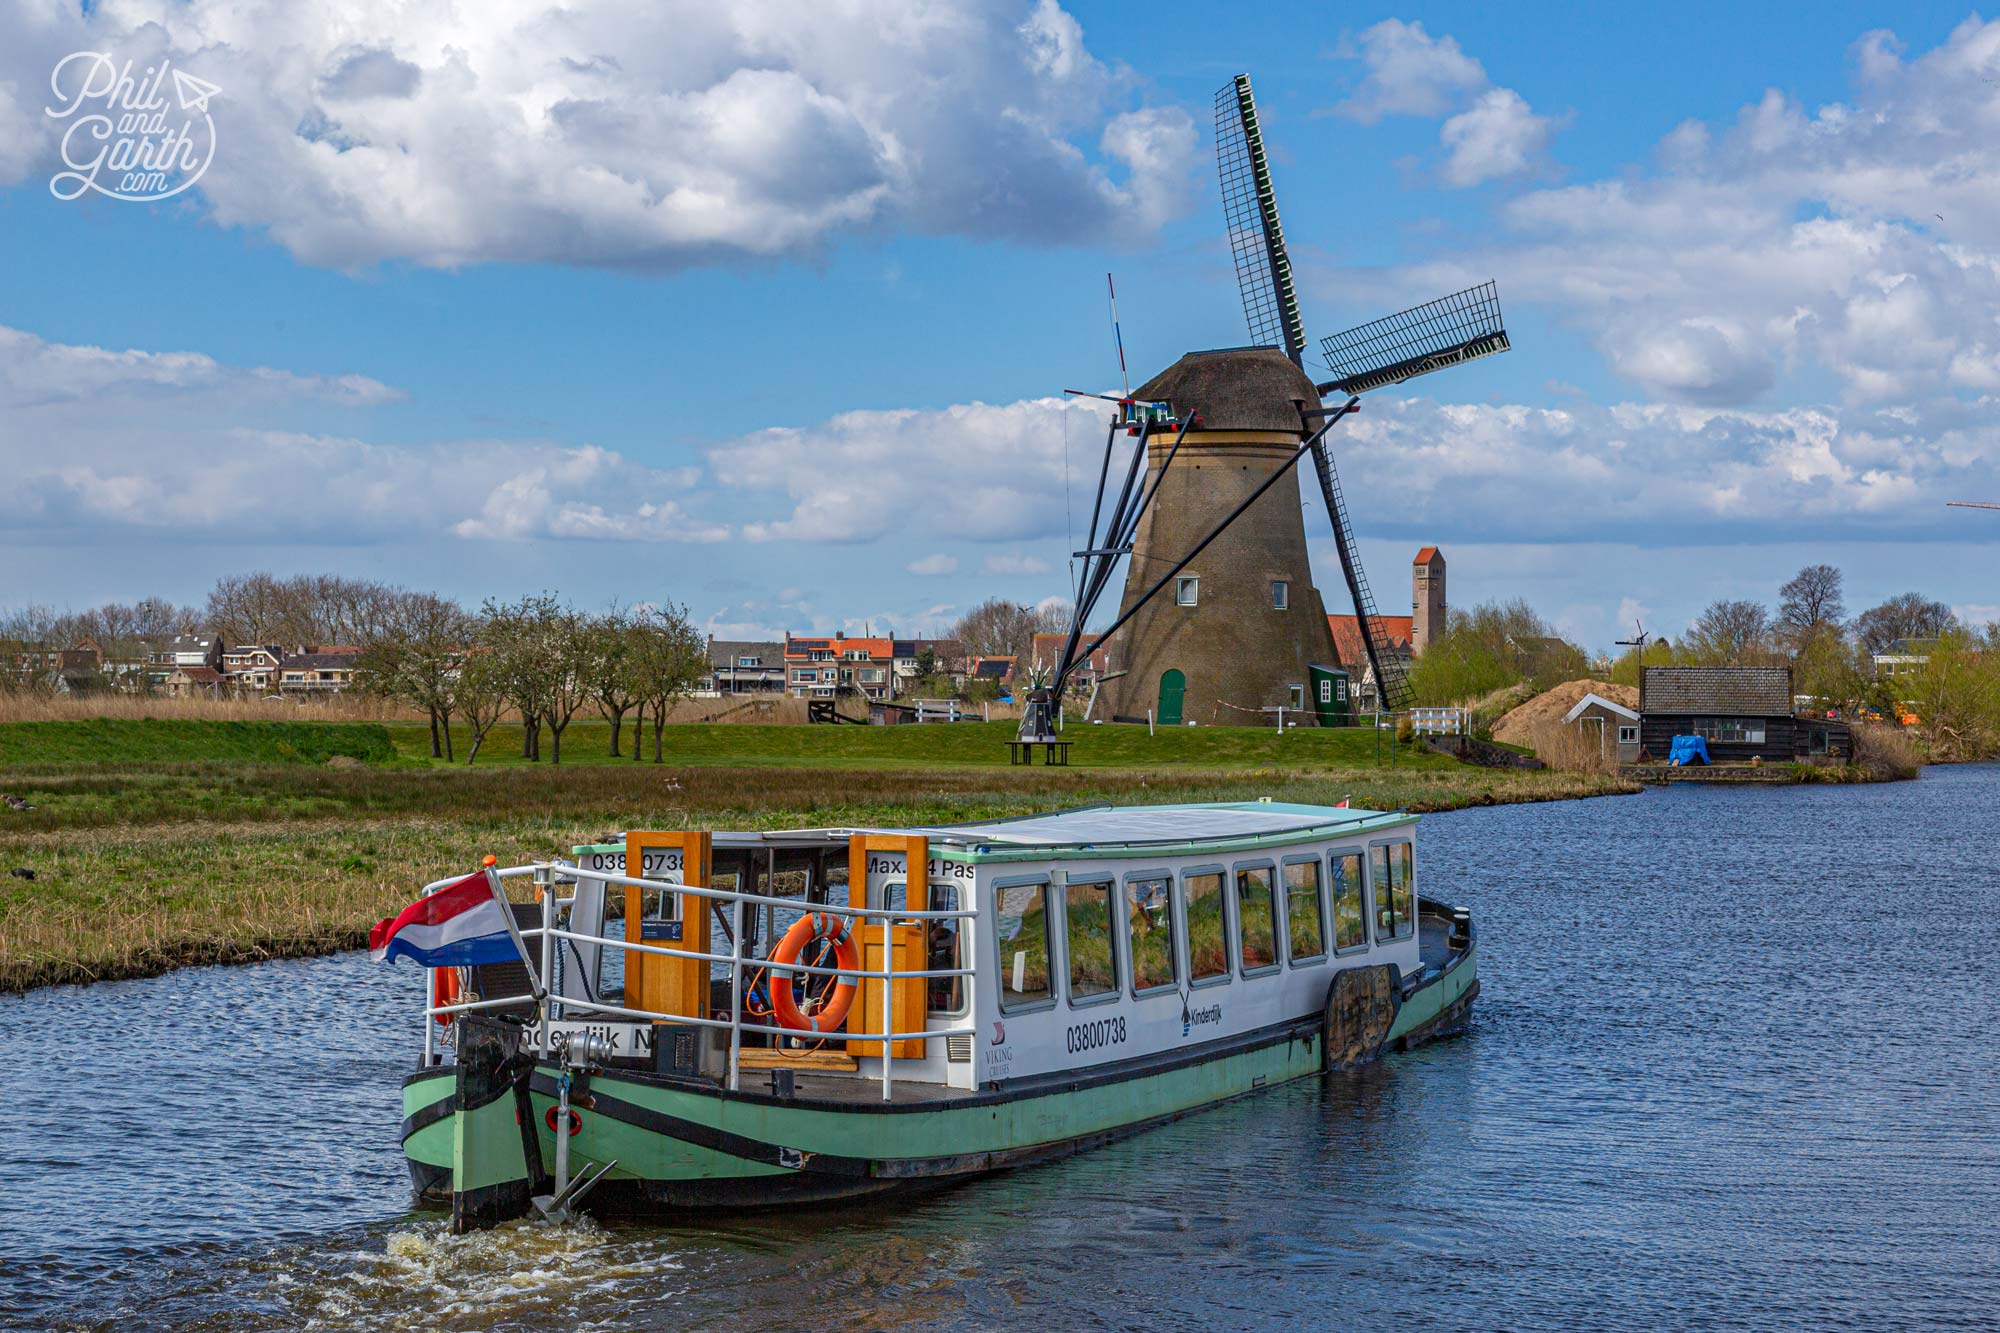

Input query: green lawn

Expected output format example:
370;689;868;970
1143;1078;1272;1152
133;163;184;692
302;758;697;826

396;718;1451;772
0;719;397;767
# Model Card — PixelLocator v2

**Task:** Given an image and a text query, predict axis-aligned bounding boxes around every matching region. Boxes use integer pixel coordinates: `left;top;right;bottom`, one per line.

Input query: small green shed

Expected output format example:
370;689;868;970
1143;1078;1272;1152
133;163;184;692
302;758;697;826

1309;663;1351;728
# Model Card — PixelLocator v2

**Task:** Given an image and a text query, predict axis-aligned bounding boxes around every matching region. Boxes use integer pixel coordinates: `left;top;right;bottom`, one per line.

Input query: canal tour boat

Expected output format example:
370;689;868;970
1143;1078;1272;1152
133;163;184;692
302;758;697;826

395;800;1478;1231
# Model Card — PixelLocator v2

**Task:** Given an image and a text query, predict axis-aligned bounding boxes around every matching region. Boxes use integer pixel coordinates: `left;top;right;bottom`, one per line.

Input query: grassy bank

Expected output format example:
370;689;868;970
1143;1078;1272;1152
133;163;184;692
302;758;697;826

0;720;1635;993
390;718;1456;771
0;719;398;767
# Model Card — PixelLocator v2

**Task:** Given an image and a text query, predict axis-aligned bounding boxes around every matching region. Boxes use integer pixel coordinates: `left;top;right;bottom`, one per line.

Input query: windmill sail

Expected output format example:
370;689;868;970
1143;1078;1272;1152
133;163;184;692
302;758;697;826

1216;74;1408;711
1215;75;1306;365
1319;281;1509;397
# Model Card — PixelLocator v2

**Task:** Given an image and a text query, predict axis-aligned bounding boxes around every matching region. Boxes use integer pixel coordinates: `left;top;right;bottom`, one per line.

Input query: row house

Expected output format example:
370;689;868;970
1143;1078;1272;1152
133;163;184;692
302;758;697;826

784;634;895;700
1028;633;1108;699
279;646;364;694
222;644;287;693
891;638;966;691
967;655;1017;689
698;640;786;696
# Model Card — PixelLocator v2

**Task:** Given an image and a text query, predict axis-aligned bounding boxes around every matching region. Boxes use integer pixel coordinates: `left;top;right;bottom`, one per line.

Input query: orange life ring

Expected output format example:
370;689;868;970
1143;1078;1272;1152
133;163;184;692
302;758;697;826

769;912;860;1033
432;965;462;1026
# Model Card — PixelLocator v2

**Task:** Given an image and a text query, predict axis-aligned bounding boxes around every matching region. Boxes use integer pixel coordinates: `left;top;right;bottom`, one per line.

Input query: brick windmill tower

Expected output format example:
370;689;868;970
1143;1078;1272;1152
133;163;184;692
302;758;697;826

1093;349;1340;725
1032;75;1510;738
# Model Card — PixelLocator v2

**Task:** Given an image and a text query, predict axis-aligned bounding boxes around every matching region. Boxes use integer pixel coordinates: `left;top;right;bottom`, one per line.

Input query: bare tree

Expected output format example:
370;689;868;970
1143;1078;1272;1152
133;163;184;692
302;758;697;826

1681;599;1774;665
1853;592;1958;655
950;597;1072;671
1777;564;1846;645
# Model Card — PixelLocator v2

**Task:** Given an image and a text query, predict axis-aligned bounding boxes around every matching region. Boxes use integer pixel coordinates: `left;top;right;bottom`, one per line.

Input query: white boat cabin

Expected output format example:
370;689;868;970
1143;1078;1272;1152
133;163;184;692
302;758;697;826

527;801;1425;1093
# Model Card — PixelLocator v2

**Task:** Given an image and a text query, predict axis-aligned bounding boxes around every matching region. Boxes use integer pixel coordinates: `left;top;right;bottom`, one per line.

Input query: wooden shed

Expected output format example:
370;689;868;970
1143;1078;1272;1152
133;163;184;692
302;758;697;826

1638;666;1852;764
1563;692;1642;764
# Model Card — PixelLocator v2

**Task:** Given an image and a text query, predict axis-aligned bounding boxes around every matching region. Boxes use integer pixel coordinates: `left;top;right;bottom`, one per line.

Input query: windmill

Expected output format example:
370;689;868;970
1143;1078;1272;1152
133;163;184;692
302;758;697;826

1214;73;1508;712
1024;73;1510;741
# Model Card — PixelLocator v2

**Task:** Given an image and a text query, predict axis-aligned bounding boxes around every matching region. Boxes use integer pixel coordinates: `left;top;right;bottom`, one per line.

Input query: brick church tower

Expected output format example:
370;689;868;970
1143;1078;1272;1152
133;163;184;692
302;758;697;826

1412;546;1446;656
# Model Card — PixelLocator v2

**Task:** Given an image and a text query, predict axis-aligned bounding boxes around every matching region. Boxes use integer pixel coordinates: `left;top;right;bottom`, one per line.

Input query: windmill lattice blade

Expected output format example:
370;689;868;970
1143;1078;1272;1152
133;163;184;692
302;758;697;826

1318;281;1509;395
1215;75;1306;364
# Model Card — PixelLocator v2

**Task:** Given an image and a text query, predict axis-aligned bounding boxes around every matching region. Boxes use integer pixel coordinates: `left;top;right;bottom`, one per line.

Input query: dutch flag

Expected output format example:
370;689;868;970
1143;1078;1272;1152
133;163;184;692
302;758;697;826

370;869;523;969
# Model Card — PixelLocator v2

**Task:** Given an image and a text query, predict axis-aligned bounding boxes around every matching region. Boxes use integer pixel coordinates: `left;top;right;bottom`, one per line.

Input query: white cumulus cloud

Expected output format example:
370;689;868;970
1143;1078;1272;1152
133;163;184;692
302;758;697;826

0;0;1195;270
0;324;726;545
1327;18;1556;186
1331;20;1487;123
1439;88;1558;188
1354;18;2000;407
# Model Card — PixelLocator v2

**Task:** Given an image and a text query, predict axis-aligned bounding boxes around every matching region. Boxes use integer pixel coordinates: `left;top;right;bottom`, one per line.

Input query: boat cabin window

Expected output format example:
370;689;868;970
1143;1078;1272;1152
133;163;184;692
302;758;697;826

1282;857;1326;964
1182;868;1230;985
1370;842;1415;942
1124;873;1177;995
1330;852;1367;952
994;879;1055;1011
1234;863;1280;975
928;881;967;1015
1065;878;1118;1003
596;882;628;1004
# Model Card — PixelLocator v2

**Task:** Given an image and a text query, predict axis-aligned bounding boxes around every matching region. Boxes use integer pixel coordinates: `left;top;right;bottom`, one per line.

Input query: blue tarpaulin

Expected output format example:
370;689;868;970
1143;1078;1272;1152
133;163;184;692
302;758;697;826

1668;735;1710;766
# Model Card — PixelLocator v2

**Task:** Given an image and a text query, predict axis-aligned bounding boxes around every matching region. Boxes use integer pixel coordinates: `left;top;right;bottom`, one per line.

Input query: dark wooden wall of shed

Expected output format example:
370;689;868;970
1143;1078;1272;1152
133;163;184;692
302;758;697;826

1638;715;1853;763
1637;715;1797;763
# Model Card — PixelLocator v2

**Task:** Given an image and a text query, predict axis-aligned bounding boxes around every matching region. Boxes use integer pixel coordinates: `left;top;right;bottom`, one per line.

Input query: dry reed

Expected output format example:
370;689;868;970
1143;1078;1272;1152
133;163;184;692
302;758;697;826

1527;719;1616;773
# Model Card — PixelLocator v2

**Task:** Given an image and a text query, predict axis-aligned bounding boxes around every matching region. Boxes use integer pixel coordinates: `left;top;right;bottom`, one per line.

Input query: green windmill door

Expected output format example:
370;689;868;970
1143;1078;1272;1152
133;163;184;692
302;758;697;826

1157;669;1185;726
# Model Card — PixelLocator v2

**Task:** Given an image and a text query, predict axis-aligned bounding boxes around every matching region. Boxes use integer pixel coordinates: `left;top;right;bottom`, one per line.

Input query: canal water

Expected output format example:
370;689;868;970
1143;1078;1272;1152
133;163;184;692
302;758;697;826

6;766;1997;1331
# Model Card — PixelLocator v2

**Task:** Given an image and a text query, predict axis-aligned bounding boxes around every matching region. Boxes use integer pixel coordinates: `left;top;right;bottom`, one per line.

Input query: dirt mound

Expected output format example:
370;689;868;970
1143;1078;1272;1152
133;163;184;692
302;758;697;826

1493;679;1638;747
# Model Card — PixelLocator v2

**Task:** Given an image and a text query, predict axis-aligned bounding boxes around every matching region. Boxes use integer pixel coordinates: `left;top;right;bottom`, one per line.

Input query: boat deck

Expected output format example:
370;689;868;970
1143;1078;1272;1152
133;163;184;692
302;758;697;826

733;1069;984;1107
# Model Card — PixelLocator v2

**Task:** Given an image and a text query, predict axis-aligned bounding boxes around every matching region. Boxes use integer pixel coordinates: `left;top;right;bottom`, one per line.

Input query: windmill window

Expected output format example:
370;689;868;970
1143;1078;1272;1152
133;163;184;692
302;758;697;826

1271;580;1289;610
1288;684;1304;709
1175;576;1200;607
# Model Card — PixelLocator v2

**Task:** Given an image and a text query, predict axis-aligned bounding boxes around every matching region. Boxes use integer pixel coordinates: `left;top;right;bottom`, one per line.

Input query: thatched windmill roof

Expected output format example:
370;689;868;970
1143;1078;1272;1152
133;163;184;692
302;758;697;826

1133;347;1319;433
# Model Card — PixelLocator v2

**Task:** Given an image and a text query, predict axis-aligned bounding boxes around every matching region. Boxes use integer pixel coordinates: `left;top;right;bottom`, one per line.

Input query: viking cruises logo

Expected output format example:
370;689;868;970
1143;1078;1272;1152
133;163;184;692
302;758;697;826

46;52;221;202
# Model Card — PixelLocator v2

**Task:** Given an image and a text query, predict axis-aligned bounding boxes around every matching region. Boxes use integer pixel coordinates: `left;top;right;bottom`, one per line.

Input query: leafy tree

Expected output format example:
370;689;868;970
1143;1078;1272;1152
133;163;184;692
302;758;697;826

584;607;642;758
358;591;468;759
456;644;512;766
1853;593;1958;656
1901;630;2000;760
629;603;706;762
1410;599;1587;700
1406;635;1514;705
1607;638;1675;688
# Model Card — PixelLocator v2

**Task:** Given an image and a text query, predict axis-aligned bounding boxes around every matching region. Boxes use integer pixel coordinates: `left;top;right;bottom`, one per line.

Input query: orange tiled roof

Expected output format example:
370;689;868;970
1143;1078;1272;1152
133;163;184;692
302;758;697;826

1327;614;1412;669
1414;546;1440;565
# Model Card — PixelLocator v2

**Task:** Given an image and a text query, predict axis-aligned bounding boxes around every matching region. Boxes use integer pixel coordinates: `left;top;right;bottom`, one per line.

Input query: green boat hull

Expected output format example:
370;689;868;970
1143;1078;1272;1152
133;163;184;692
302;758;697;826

404;945;1475;1226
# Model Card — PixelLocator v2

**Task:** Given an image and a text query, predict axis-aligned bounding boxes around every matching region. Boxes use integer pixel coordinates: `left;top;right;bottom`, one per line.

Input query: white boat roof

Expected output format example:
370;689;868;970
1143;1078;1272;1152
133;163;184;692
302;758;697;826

685;802;1413;863
922;802;1371;847
740;801;1413;861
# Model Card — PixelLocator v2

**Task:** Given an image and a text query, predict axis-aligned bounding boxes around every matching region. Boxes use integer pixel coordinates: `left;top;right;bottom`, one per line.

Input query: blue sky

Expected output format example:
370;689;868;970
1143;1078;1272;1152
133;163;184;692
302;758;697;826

2;0;1997;651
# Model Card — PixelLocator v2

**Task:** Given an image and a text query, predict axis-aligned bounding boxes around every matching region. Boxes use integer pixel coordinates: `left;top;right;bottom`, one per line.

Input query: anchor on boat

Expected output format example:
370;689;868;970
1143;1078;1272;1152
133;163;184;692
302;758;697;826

532;1030;618;1226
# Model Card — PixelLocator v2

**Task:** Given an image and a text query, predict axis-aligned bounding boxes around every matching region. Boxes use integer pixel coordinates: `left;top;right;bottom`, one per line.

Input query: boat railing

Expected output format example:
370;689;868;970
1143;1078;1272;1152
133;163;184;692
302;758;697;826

416;861;978;1102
